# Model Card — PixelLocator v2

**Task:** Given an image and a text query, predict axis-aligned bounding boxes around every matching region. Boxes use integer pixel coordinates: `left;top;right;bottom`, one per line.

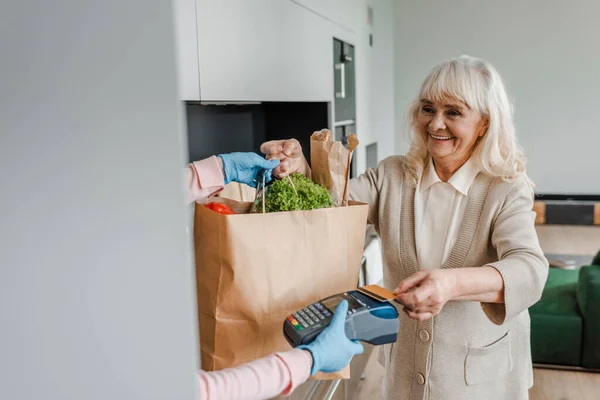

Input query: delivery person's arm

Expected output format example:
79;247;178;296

185;153;280;203
197;350;312;400
196;300;362;400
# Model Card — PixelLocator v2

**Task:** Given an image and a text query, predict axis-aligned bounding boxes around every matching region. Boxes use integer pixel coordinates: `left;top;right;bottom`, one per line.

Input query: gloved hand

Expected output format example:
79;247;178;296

298;300;364;375
218;152;280;187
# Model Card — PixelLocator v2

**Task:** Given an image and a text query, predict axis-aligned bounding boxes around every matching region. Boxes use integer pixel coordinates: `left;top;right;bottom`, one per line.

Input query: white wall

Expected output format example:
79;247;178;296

368;0;396;163
394;0;600;194
349;1;372;175
0;2;198;400
348;0;396;175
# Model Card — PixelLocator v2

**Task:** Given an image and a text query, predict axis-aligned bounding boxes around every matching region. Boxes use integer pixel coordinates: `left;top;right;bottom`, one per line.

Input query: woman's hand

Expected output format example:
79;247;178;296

260;139;311;178
393;270;458;321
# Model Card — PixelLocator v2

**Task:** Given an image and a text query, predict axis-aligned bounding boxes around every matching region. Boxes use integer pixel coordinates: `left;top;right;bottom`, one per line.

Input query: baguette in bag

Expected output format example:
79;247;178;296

310;129;359;206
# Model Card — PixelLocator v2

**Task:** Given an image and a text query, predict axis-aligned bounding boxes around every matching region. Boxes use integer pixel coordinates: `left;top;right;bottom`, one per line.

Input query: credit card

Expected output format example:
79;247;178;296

357;284;397;302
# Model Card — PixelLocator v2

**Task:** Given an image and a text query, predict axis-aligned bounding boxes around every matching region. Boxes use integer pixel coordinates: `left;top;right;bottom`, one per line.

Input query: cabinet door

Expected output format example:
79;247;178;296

196;0;331;102
333;39;356;122
173;0;200;100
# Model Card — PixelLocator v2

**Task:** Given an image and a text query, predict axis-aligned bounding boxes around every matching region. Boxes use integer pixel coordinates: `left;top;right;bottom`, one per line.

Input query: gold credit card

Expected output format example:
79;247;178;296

357;284;396;302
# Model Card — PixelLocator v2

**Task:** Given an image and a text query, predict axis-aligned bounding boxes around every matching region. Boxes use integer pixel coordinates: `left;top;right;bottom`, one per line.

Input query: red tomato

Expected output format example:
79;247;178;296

205;202;237;215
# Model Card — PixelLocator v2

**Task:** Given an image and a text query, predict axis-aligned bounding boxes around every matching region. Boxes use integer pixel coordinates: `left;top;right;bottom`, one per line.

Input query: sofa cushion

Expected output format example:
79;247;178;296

577;265;600;368
592;250;600;266
530;268;582;366
530;268;580;316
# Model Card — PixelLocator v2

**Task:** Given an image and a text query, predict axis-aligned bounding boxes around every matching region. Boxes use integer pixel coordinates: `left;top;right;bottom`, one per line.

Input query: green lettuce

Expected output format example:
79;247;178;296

251;173;333;213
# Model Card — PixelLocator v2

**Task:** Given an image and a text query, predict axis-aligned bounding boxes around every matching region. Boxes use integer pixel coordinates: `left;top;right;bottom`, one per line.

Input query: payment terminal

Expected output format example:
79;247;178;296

283;288;399;347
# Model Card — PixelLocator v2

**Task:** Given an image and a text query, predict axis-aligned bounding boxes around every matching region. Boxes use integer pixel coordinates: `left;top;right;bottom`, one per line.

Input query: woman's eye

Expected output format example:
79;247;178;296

447;110;462;117
422;106;435;114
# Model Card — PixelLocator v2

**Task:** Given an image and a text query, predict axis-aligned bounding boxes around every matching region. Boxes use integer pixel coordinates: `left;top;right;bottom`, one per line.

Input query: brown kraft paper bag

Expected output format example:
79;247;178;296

194;134;366;380
310;129;358;206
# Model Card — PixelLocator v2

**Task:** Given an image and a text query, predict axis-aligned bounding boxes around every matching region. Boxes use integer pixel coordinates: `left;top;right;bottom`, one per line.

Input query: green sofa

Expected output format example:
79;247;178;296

529;253;600;369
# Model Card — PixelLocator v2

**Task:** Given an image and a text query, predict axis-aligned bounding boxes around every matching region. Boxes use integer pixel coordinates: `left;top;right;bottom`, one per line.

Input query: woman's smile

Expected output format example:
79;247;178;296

428;133;454;141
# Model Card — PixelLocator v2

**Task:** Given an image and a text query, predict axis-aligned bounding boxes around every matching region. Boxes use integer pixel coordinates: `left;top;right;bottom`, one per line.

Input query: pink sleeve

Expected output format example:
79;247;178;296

197;349;312;400
185;156;225;204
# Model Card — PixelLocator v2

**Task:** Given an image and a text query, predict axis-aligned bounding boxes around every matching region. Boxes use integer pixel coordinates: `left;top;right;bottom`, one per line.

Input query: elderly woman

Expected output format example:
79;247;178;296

261;55;549;400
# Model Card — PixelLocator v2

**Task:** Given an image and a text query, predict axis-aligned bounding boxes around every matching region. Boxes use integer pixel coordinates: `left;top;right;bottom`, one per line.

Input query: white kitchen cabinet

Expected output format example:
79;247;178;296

173;0;200;100
196;0;331;102
290;0;362;34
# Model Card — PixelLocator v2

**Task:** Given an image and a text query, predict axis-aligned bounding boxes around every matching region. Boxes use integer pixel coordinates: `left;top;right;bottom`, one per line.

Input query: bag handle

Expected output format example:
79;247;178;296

254;172;267;214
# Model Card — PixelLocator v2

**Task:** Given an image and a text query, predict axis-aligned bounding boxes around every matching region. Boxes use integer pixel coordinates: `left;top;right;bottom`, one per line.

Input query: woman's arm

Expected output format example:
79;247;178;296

393;267;504;321
394;178;548;323
478;179;549;325
347;167;382;228
197;350;312;400
450;266;505;303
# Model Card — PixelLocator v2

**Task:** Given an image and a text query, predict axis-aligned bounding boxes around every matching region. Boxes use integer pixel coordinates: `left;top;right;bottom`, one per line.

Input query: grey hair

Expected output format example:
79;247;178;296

403;55;532;187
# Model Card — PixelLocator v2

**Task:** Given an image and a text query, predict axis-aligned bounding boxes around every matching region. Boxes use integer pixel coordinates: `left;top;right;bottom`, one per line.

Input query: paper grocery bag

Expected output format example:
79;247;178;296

310;129;358;206
194;199;368;379
218;182;257;202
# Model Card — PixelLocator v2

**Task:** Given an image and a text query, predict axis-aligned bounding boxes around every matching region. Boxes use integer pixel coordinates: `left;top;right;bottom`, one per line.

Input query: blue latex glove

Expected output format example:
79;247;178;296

218;152;280;187
298;300;364;375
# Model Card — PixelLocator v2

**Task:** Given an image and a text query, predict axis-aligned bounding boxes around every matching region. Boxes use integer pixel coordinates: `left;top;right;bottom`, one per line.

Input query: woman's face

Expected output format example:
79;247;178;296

416;98;488;168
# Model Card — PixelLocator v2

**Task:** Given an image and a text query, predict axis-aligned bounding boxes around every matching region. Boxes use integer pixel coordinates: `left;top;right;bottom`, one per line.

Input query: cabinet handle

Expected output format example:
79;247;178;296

333;119;355;127
335;63;345;99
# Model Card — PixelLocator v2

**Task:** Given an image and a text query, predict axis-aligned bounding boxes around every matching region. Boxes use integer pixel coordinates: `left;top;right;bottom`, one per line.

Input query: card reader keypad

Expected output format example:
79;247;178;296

284;290;400;348
290;302;332;329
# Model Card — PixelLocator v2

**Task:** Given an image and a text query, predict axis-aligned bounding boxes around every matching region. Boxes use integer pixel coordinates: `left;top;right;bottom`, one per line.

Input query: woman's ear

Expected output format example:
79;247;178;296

478;118;490;137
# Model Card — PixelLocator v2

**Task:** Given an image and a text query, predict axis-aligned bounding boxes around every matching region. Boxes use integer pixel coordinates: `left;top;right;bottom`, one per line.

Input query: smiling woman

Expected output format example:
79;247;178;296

260;55;549;400
405;55;528;186
349;55;547;400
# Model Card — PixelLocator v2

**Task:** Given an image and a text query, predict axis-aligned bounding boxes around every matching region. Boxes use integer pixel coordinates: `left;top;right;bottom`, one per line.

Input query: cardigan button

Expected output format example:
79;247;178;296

419;329;430;342
416;373;425;385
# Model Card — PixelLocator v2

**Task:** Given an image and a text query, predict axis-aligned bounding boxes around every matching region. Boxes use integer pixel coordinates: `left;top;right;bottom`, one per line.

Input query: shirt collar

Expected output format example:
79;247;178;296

419;157;480;196
419;159;440;193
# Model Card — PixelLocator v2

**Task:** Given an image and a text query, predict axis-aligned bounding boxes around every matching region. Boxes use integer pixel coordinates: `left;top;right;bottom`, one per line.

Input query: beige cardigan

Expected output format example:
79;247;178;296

349;156;549;400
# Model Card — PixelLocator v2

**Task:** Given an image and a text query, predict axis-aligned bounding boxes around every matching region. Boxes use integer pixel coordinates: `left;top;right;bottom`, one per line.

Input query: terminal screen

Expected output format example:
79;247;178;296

322;294;363;313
